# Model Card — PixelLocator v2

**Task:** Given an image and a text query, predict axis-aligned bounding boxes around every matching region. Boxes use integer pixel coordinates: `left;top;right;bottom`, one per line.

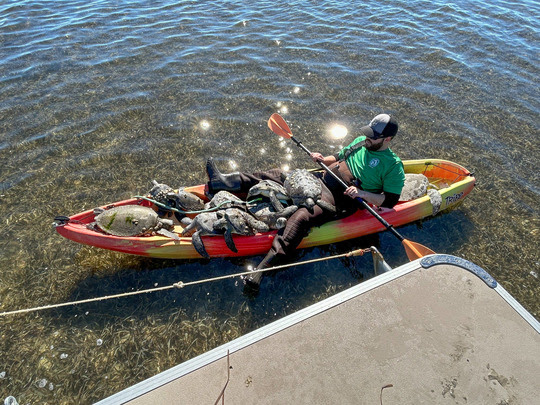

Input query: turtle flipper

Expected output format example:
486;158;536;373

245;215;270;233
224;230;238;253
192;231;211;259
267;204;298;227
281;205;299;216
156;228;180;240
269;192;285;211
181;220;196;236
317;200;336;213
179;216;192;227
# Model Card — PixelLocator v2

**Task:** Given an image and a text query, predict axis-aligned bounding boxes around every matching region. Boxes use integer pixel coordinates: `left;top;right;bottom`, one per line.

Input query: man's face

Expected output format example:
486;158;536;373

365;136;386;151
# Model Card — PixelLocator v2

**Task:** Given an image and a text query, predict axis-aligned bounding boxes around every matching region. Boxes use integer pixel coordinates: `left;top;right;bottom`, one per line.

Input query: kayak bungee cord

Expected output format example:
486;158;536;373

0;248;372;317
133;195;288;215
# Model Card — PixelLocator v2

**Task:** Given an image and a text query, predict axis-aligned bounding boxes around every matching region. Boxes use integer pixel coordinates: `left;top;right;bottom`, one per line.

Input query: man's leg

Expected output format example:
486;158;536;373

244;183;336;291
206;157;284;194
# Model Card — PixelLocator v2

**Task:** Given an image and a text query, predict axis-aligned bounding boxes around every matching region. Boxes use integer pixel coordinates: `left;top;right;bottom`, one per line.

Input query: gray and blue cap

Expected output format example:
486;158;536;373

360;114;398;139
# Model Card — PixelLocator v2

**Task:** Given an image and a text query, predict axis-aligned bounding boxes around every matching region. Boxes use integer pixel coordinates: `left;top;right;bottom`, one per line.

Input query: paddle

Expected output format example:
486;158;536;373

267;113;435;261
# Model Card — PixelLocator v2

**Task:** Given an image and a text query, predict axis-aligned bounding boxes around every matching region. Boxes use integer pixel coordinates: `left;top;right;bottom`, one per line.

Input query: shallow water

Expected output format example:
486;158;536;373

0;0;538;403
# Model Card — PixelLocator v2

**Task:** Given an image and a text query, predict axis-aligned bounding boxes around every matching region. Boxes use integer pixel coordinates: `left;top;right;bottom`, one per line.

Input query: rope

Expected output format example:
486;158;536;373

134;195;292;215
0;248;371;317
134;195;249;214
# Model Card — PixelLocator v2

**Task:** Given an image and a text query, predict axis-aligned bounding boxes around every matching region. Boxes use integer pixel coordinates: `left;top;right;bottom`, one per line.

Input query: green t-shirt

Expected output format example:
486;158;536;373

337;136;405;195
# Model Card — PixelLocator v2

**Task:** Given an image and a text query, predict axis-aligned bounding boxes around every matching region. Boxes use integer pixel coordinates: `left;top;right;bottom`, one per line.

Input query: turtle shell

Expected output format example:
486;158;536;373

206;190;244;210
148;180;175;205
284;169;322;206
246;180;289;201
94;205;161;237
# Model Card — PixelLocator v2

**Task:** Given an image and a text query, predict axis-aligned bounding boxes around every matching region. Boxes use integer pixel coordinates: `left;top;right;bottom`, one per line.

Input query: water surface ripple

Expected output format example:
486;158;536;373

0;0;538;402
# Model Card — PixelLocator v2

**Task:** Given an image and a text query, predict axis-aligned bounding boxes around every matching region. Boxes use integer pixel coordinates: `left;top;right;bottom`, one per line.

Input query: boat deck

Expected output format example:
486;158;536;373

98;255;540;404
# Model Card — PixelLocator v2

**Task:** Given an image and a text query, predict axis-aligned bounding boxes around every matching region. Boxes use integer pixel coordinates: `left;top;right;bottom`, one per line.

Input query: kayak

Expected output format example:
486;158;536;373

55;159;475;259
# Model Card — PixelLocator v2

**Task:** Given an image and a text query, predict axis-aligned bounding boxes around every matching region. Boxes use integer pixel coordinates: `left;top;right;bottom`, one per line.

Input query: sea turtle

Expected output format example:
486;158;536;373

214;208;270;253
248;202;298;229
88;205;179;240
148;180;174;205
205;190;246;210
246;180;290;211
169;188;205;212
167;188;206;226
181;211;221;259
147;180;205;226
399;173;429;201
284;169;336;214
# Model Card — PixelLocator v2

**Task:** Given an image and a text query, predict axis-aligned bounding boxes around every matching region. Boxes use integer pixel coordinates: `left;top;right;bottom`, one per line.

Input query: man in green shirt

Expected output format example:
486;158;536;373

206;113;405;291
311;113;405;211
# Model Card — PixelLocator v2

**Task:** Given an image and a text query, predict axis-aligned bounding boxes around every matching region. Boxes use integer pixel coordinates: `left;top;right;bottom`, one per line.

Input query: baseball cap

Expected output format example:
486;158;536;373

359;114;398;139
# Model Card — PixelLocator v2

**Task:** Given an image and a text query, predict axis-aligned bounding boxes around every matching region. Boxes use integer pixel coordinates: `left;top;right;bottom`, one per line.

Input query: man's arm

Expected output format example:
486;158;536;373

310;153;337;166
344;187;400;208
312;152;401;208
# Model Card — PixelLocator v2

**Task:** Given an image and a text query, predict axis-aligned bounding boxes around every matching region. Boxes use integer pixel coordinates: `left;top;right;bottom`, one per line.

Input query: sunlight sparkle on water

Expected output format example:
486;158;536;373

276;101;288;114
328;124;348;140
200;120;210;130
281;164;290;172
229;160;238;170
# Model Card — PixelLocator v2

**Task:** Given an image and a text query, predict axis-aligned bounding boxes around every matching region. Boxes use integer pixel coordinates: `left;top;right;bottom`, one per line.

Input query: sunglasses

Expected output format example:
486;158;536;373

365;131;389;140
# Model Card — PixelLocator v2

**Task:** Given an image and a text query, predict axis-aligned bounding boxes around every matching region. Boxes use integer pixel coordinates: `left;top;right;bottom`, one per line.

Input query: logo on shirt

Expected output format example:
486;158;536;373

369;158;380;168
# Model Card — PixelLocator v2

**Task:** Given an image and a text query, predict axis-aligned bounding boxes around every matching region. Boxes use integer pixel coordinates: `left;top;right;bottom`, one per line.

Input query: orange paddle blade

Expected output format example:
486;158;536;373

268;113;293;139
403;239;436;260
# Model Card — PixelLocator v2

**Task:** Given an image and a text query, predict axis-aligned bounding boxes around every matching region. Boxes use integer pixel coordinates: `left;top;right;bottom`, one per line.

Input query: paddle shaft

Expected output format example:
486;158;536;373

288;135;406;242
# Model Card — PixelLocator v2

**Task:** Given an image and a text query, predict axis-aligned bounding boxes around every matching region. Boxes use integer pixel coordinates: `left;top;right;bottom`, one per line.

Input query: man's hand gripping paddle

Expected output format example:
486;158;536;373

268;113;435;261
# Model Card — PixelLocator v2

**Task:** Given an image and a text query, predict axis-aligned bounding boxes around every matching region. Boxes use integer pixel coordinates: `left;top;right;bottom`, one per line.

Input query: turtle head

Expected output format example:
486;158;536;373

159;218;175;231
275;217;287;229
